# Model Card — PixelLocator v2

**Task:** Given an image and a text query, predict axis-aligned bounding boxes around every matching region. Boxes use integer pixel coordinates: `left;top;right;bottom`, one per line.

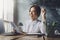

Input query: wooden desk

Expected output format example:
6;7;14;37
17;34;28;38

0;35;46;40
0;35;25;40
0;35;60;40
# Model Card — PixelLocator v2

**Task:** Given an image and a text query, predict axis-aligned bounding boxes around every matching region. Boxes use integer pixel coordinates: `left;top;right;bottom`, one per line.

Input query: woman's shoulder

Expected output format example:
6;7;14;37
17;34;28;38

37;20;42;24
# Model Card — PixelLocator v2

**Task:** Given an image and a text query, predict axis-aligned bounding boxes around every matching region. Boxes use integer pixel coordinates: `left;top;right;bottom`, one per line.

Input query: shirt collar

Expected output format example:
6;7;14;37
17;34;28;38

30;19;38;24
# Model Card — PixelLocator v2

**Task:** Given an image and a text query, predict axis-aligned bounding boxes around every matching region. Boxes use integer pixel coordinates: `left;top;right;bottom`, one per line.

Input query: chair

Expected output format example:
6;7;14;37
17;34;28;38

0;20;5;34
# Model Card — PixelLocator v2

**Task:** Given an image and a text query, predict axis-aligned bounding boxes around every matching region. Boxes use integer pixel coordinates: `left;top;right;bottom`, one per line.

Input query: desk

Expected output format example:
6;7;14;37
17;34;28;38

0;35;47;40
0;35;60;40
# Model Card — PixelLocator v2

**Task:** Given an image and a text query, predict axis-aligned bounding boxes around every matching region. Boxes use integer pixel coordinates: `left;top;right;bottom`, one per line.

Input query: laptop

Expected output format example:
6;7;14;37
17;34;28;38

1;21;21;36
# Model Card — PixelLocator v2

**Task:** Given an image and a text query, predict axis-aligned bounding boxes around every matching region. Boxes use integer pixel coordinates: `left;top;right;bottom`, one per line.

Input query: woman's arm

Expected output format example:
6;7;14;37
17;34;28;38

40;8;47;35
41;8;46;23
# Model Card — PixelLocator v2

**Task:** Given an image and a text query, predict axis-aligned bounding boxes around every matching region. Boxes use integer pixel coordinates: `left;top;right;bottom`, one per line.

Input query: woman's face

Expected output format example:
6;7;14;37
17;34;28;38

29;7;38;21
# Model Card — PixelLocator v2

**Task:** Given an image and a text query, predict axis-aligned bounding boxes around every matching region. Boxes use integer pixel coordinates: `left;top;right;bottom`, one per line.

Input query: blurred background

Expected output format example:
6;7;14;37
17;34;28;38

0;0;60;36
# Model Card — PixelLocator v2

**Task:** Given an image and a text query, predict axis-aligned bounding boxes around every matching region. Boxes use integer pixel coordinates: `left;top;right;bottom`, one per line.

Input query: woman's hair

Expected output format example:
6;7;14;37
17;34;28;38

29;5;41;17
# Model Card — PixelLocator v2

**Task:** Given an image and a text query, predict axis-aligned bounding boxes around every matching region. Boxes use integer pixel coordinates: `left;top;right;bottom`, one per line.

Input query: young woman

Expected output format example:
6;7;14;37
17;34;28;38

21;5;47;35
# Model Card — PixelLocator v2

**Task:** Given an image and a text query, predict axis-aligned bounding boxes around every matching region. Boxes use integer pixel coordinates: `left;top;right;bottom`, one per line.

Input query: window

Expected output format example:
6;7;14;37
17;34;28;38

0;0;14;33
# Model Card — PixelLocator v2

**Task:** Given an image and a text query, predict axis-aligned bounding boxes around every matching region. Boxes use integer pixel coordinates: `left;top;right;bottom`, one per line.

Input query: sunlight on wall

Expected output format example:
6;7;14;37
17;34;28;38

4;0;14;22
0;0;3;19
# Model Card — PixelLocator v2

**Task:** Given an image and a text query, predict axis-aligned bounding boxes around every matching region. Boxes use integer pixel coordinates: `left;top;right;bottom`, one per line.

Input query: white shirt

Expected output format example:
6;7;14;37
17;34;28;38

22;19;47;35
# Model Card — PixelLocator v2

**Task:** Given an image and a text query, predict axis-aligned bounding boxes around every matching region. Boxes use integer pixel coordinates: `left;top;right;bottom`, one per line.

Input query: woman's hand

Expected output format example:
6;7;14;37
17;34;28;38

41;8;46;22
41;8;46;16
41;8;46;15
